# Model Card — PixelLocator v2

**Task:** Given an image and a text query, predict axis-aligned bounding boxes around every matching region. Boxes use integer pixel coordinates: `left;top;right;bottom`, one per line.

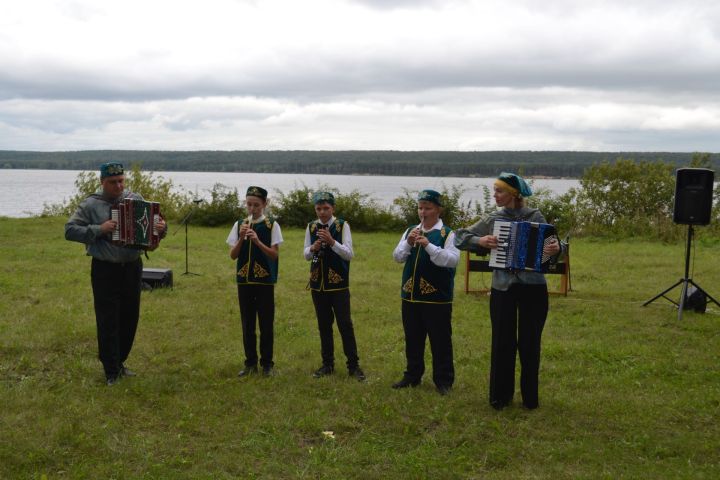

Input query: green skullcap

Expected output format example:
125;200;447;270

246;186;268;200
100;162;124;179
312;191;335;205
417;189;442;206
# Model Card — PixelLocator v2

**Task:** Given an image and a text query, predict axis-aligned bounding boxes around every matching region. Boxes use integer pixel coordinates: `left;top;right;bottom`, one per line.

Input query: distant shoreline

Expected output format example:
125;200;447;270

2;150;716;179
0;166;578;180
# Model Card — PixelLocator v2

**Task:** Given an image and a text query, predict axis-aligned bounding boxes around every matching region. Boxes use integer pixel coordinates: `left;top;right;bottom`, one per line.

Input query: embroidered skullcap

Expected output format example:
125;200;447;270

246;186;268;200
100;162;124;179
417;189;442;206
312;191;335;205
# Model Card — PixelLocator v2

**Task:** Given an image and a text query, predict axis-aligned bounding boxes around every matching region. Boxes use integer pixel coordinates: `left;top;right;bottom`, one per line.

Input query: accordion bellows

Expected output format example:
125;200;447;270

489;221;557;273
111;198;162;249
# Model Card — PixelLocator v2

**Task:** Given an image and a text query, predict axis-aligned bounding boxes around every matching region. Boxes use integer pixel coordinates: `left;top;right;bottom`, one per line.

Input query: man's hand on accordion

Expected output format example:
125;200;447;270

100;219;117;236
146;218;167;251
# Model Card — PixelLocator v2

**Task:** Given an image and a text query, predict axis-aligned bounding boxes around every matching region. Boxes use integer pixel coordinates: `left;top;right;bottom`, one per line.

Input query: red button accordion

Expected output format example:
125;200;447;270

111;198;162;249
489;220;557;272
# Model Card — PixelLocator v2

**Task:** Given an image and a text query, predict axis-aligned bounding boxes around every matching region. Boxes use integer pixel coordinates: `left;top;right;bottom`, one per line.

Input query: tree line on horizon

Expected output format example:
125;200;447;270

42;154;719;241
2;150;718;178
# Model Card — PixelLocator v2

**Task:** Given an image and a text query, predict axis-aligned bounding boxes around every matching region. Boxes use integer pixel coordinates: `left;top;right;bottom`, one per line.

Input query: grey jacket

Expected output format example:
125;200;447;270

65;190;144;263
454;207;565;291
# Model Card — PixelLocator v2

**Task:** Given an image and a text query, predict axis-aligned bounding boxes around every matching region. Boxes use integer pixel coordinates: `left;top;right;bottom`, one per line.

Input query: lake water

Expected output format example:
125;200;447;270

0;169;579;218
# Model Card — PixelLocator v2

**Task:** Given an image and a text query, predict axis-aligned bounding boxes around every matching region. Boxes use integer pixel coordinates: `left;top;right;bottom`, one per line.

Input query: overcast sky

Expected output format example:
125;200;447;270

1;0;719;152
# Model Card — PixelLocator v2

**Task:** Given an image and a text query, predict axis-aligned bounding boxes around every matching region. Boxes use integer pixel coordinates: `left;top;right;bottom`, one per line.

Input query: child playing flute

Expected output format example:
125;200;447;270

392;189;459;395
227;186;283;377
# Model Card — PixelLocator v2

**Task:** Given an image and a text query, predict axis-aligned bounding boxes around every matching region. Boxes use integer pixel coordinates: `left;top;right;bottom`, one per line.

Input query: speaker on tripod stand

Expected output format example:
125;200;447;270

644;168;719;320
672;168;714;225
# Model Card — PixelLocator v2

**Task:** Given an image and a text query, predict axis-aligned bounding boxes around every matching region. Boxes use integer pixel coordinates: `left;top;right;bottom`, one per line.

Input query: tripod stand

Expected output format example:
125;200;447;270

173;199;203;276
643;225;720;320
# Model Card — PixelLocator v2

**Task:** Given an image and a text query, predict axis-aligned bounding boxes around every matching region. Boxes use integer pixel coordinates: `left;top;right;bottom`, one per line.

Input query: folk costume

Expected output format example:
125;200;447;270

454;173;565;409
226;186;283;373
392;190;459;391
65;162;165;384
303;192;363;377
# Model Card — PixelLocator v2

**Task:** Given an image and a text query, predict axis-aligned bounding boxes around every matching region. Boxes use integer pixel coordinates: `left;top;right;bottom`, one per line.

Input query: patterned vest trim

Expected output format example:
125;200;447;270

400;225;455;303
236;216;278;285
308;219;350;291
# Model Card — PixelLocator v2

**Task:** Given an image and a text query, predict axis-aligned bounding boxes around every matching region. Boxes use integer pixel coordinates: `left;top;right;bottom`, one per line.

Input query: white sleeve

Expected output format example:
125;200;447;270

424;231;460;268
226;221;240;247
303;225;313;261
271;222;284;246
392;229;412;263
330;222;354;261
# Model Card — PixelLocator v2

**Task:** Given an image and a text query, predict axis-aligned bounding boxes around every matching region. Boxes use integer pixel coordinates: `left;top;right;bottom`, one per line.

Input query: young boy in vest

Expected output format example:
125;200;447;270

227;186;283;377
304;191;366;381
392;189;459;395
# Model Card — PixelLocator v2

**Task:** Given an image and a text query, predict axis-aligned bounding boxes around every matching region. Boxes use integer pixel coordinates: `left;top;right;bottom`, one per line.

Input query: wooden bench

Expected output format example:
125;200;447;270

463;247;571;296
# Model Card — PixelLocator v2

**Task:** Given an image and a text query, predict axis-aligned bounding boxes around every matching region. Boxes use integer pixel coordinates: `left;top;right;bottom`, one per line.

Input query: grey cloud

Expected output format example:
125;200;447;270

349;0;443;9
1;51;719;104
1;0;719;152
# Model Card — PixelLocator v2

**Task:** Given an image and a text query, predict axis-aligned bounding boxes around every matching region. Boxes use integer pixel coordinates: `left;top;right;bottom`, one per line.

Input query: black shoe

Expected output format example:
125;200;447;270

436;385;452;396
313;365;334;378
238;366;258;377
490;400;510;410
392;377;420;389
349;367;366;382
119;365;136;377
262;365;275;377
106;376;119;386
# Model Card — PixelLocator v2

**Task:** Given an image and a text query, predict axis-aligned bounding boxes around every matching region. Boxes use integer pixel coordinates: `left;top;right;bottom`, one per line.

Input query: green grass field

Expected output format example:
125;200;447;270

1;217;719;479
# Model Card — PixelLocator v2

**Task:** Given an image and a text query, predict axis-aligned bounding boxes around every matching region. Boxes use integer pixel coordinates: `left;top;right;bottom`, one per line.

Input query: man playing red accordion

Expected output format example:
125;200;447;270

65;162;167;386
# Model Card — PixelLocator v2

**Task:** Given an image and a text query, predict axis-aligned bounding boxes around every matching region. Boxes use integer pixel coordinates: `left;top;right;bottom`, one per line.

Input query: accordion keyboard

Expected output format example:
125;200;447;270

489;221;512;269
111;209;121;241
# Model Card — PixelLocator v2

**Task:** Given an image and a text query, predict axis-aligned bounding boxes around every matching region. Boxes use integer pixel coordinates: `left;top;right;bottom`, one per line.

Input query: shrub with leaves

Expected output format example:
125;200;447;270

392;185;484;229
41;164;190;219
190;183;242;227
575;158;677;238
272;184;318;228
272;184;402;231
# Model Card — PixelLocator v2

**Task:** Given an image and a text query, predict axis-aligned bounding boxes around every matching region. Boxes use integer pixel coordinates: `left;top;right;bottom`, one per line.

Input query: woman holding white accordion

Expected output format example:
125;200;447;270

454;172;564;410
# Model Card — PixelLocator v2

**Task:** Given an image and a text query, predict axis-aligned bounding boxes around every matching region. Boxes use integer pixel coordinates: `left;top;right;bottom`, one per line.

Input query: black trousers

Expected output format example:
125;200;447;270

489;284;549;409
311;289;359;370
401;300;454;388
91;257;142;378
237;284;275;368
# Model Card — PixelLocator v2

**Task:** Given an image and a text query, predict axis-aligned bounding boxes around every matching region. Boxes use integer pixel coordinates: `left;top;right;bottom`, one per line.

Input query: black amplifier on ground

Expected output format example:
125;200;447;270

142;268;173;290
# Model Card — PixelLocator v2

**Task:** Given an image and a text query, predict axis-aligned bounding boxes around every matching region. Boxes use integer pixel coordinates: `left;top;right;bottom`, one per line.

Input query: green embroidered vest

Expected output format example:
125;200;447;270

400;225;455;303
236;217;278;285
308;219;349;291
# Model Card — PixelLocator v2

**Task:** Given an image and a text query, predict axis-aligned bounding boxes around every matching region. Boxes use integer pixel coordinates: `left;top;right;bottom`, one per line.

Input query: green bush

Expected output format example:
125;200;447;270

527;187;580;239
271;184;317;228
392;185;484;229
333;190;404;232
124;165;191;220
190;184;242;227
41;164;190;219
271;184;403;232
574;158;676;238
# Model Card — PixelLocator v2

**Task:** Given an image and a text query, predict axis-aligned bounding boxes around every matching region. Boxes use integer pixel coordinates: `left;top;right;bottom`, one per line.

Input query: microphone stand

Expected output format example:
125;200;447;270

173;199;203;276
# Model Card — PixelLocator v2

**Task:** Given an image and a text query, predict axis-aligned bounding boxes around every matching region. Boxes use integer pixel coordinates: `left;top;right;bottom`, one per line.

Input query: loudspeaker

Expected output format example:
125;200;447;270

673;168;714;225
142;268;173;290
